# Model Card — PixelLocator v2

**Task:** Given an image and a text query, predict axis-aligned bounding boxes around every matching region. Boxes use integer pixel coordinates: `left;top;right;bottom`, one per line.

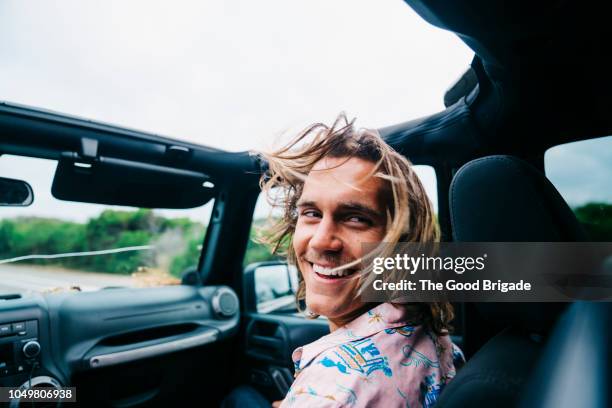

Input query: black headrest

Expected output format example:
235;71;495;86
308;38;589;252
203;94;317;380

451;155;588;242
449;155;589;332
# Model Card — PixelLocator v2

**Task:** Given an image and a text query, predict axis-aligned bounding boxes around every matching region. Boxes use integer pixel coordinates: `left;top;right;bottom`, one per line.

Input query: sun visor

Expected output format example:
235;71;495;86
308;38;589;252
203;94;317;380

52;153;214;209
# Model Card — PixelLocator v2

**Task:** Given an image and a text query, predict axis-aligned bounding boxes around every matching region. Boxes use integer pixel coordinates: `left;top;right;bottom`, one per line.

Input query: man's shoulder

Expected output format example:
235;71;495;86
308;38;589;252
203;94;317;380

314;334;395;379
290;326;461;408
310;324;435;380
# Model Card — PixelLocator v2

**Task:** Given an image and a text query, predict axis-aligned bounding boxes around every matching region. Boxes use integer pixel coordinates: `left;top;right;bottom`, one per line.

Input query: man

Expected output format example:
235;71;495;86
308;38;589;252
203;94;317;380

225;115;462;407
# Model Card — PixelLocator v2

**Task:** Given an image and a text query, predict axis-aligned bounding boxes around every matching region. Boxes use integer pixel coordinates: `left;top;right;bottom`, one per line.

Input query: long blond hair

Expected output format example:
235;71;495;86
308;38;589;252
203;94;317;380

256;114;453;335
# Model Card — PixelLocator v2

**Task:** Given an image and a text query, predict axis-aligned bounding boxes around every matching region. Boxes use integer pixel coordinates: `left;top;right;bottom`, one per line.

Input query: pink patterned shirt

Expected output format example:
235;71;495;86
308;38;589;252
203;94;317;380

281;303;463;408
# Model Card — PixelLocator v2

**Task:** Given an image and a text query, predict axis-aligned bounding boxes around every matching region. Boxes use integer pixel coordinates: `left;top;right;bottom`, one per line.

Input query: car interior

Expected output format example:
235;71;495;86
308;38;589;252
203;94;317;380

1;0;611;407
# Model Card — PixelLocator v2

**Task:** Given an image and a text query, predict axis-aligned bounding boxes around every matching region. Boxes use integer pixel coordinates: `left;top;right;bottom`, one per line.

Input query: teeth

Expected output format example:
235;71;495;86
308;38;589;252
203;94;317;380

313;264;334;276
313;264;352;277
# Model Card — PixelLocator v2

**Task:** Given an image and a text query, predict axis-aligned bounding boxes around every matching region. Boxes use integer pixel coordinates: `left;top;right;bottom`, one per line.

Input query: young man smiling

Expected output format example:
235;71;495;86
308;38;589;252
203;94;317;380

253;115;463;408
292;154;387;330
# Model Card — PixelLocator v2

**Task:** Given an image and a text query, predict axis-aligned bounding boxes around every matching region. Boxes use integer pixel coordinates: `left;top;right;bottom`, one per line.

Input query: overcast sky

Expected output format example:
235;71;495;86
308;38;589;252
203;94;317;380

0;0;474;149
0;0;475;222
1;0;610;225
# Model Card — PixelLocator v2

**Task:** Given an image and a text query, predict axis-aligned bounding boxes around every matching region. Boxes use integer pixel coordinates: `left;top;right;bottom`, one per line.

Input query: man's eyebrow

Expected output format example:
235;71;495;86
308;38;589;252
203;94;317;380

295;200;384;220
296;199;316;208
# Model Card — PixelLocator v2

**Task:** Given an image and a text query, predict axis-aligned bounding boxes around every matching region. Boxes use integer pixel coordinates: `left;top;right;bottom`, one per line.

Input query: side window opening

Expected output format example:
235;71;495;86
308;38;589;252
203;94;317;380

545;135;612;241
0;155;215;294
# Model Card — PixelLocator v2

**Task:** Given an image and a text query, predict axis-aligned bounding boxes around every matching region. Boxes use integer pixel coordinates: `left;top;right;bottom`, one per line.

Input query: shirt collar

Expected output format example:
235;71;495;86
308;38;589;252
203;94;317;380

292;303;417;374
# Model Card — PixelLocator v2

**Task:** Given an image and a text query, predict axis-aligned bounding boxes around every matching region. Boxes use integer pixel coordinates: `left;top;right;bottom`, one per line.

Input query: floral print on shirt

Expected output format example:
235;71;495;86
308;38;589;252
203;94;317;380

281;303;464;408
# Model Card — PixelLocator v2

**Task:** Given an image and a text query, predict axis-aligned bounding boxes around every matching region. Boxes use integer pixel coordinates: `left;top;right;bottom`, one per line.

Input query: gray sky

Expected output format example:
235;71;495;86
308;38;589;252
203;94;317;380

0;0;473;222
0;1;608;226
0;0;473;150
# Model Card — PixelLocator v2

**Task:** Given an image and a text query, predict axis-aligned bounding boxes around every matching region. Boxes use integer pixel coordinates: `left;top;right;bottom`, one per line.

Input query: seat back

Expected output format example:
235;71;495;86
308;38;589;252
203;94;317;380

436;155;588;407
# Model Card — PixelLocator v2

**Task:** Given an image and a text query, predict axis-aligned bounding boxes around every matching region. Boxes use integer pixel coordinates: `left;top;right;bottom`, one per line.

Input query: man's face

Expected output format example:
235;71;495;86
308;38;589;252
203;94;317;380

293;156;386;324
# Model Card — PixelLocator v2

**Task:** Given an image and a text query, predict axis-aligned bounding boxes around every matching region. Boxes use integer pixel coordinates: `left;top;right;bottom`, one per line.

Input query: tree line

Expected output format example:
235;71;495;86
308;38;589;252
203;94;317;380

0;209;207;277
0;203;609;277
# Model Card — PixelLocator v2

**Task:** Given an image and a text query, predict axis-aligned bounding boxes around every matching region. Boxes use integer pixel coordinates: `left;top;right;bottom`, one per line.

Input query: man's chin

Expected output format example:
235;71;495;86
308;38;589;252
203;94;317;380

306;297;339;318
306;294;359;319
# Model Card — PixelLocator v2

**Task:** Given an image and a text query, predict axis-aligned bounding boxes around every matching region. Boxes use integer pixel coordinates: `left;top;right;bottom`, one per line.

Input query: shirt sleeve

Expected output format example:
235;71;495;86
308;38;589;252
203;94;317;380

281;387;344;408
281;357;358;408
281;347;397;408
280;365;348;408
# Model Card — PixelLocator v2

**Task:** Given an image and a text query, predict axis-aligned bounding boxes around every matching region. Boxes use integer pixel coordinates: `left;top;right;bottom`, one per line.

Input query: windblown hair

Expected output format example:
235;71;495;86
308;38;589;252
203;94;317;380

256;114;453;335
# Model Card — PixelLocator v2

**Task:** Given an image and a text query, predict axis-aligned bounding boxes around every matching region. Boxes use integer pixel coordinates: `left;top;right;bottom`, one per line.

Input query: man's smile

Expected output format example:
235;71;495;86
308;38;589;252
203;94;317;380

307;261;359;280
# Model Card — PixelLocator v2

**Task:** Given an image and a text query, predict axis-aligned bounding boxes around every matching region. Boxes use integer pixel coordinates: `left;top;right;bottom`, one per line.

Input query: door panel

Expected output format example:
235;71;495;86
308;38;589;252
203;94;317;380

241;262;329;399
241;312;329;400
0;284;240;407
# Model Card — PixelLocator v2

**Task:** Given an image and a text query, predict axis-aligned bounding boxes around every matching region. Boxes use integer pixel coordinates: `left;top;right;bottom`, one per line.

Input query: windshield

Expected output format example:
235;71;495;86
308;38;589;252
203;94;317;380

0;0;472;152
0;155;214;295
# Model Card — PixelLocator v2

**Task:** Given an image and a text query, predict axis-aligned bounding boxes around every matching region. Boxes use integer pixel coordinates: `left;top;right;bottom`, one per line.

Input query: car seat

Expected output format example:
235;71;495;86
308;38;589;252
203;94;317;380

435;155;588;407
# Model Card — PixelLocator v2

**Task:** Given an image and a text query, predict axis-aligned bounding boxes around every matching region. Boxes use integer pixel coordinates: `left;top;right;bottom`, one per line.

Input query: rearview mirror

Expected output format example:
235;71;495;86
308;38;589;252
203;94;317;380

0;177;34;206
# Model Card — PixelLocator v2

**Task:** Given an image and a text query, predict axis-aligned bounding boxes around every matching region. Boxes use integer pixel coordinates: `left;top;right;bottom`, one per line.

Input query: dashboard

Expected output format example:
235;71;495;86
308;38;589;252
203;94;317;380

0;285;239;407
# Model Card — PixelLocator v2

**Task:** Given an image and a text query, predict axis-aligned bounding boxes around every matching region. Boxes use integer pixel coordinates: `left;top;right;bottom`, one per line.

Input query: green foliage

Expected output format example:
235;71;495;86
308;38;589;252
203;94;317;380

170;231;205;277
0;209;205;276
90;230;151;274
0;217;86;268
243;218;281;266
244;239;277;266
2;202;610;278
162;217;197;231
574;202;612;241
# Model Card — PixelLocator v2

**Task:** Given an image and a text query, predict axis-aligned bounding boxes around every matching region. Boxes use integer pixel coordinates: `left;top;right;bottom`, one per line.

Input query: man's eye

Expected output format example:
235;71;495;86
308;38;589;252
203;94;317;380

346;215;371;225
301;210;320;218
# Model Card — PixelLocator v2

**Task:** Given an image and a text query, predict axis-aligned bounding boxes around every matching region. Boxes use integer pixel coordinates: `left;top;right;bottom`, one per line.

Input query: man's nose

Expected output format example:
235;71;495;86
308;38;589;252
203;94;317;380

309;216;343;252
